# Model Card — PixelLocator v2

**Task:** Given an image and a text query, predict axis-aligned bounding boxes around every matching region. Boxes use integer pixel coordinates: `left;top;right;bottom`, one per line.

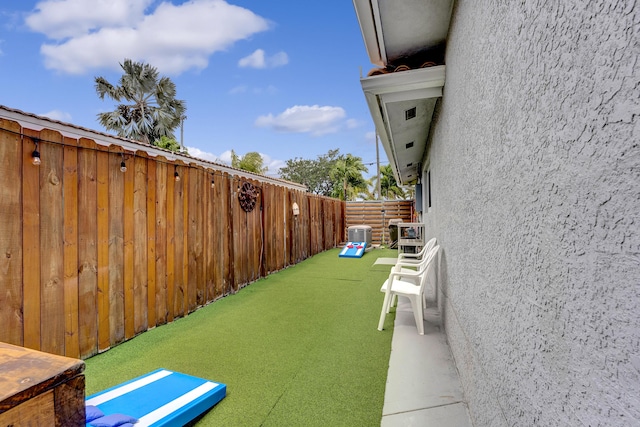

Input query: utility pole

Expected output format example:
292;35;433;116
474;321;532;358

180;115;187;152
376;131;381;199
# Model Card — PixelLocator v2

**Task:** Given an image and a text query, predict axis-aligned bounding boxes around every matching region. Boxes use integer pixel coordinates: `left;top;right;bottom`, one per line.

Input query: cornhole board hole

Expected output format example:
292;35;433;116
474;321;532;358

86;369;226;427
339;241;367;258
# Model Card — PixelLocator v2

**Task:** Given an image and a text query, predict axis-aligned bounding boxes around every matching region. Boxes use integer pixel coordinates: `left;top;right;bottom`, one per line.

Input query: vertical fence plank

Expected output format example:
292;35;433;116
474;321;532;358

123;153;135;339
213;173;226;298
205;172;214;302
173;164;185;317
147;159;157;328
63;139;79;359
108;150;125;345
96;147;109;352
133;155;148;334
196;169;205;305
187;168;200;310
39;130;65;355
22;129;41;350
226;175;235;293
182;168;190;307
165;163;175;323
0;121;23;346
77;140;97;358
155;161;167;325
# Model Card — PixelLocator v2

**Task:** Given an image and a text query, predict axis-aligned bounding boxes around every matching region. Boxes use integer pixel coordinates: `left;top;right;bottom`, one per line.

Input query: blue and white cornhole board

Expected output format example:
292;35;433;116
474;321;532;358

339;241;367;258
86;369;226;427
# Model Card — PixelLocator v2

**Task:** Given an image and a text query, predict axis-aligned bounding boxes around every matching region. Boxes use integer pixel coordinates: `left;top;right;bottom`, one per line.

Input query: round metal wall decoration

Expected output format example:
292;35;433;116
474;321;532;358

238;181;258;212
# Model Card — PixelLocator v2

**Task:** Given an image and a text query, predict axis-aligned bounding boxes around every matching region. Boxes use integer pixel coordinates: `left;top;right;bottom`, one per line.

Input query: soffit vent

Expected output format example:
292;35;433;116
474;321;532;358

405;107;417;120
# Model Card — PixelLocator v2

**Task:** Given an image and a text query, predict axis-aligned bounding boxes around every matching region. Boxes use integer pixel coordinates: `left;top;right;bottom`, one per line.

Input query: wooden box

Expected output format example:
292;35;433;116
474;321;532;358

0;342;85;426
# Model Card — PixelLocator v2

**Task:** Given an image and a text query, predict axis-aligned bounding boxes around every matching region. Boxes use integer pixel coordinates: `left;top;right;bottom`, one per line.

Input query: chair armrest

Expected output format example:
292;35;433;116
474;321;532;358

398;252;421;259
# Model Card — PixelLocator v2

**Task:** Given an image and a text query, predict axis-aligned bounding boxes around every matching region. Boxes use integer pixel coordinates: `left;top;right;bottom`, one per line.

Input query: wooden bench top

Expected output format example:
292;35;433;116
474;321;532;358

0;342;85;413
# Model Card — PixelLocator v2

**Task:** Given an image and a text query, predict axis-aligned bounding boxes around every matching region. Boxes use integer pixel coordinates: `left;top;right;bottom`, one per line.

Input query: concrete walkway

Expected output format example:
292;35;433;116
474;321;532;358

381;299;473;426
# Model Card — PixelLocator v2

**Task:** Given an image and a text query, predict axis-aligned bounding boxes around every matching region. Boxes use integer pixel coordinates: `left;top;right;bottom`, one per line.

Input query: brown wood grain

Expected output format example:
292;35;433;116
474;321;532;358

77;139;98;358
173;165;185;317
96;148;110;352
147;159;157;328
54;374;85;427
22;129;41;351
155;161;168;324
123;152;135;339
39;130;65;356
204;171;214;302
0;121;23;346
195;169;204;306
108;150;125;345
133;155;148;334
181;167;189;310
187;167;199;311
63;139;80;359
0;342;84;410
165;162;175;323
0;390;54;424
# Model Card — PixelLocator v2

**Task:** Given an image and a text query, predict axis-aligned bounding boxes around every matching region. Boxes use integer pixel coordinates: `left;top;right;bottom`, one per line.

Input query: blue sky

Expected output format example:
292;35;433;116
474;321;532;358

0;0;386;177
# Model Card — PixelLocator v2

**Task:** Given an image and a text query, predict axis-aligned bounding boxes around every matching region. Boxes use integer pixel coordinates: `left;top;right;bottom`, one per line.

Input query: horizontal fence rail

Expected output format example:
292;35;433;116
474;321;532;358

0;117;344;359
345;200;414;245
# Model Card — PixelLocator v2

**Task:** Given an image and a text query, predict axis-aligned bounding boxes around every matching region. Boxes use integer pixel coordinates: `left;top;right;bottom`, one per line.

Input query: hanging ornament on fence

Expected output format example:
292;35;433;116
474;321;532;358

238;181;258;212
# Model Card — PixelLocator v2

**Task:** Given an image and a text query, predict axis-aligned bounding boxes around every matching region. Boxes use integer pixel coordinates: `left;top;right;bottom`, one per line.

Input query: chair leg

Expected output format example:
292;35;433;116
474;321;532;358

378;291;392;331
388;294;397;313
408;295;425;335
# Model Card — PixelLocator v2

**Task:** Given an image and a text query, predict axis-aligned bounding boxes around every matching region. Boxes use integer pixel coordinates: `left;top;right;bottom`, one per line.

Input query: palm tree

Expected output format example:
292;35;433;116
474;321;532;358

330;154;368;201
372;164;406;199
95;59;186;145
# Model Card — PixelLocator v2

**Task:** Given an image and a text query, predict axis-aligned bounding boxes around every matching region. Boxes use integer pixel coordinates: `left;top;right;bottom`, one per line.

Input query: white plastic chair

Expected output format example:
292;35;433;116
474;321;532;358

378;245;439;335
387;237;437;308
396;237;437;264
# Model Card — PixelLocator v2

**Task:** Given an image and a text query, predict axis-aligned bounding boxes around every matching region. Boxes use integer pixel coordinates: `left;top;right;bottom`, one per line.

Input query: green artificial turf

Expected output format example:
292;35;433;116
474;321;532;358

84;248;398;427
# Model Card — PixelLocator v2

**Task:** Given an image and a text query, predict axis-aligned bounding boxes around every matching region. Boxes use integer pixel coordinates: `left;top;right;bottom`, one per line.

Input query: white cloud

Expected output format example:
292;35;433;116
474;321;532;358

259;152;285;173
218;150;233;164
41;109;73;122
186;146;219;163
26;0;271;75
26;0;151;39
238;49;288;69
255;105;346;136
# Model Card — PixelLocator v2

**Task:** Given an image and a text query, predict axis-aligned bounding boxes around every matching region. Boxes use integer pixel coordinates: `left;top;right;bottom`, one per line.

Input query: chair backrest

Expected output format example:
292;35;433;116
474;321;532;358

395;239;437;273
417;245;440;292
398;237;437;260
423;237;437;254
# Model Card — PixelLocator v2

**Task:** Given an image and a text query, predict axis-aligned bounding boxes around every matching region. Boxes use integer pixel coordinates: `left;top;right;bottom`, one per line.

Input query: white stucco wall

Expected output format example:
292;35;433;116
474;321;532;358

423;1;639;426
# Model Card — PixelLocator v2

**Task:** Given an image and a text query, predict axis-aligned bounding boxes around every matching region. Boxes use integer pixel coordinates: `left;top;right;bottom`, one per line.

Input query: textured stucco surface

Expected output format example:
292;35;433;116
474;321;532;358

423;1;640;426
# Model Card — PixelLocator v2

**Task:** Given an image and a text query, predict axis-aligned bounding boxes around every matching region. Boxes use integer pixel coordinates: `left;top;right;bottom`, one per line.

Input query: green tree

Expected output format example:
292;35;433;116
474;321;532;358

95;59;186;145
330;154;368;201
279;149;341;195
231;150;268;174
371;164;406;199
155;136;184;153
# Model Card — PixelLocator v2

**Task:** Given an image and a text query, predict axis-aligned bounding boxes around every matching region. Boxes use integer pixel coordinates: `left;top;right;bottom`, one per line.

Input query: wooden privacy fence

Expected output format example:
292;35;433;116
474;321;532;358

0;114;344;360
345;200;414;244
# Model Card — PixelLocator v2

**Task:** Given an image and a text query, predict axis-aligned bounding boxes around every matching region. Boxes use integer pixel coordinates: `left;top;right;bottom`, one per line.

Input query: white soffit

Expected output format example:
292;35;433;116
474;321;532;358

360;66;445;185
352;0;453;67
